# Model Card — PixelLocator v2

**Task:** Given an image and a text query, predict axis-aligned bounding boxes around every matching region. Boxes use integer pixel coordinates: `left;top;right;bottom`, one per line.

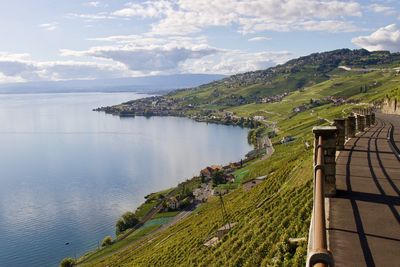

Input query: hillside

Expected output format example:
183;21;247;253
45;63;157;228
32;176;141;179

95;49;400;120
78;49;400;267
168;49;400;105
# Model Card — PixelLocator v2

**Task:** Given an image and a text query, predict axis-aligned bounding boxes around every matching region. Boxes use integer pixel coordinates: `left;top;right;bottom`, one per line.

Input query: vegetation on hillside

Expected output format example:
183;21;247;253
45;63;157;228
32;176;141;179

169;49;400;105
74;49;400;267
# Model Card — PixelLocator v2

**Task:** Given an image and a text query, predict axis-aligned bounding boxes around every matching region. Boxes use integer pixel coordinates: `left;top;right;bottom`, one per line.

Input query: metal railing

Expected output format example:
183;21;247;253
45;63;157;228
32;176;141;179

307;136;334;267
307;109;376;266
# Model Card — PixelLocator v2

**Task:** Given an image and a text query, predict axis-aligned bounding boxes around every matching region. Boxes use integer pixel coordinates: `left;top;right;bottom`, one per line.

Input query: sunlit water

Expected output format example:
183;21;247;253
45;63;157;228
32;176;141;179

0;92;251;267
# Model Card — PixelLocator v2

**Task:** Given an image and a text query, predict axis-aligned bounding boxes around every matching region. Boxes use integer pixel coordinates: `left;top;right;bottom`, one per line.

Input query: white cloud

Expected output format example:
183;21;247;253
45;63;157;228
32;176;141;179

248;37;272;42
63;35;218;72
0;53;38;80
180;50;293;74
86;1;100;7
0;72;25;84
71;0;362;34
66;12;115;21
137;0;361;34
63;33;294;75
0;52;130;83
368;4;396;15
39;22;58;31
87;35;209;48
61;44;218;72
37;61;128;80
0;31;295;83
113;1;172;18
352;24;400;52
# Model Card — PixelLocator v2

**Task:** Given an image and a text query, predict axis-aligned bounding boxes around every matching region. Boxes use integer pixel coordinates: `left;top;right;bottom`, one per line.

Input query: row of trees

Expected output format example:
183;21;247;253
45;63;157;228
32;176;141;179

115;211;140;235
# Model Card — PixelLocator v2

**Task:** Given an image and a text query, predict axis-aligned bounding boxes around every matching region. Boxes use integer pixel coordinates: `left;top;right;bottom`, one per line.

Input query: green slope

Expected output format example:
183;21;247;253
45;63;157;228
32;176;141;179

81;104;349;267
168;49;400;107
77;50;400;267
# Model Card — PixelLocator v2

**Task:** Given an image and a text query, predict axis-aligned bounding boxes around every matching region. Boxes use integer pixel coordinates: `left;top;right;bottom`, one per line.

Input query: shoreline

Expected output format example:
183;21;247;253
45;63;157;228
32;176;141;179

74;101;274;265
93;94;265;129
76;135;273;265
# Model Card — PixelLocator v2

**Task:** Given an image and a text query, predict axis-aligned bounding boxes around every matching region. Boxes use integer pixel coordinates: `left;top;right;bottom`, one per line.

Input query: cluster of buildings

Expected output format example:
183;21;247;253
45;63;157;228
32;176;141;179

293;99;323;113
280;136;295;144
192;163;240;203
94;96;188;117
200;165;236;182
257;92;289;104
323;96;348;106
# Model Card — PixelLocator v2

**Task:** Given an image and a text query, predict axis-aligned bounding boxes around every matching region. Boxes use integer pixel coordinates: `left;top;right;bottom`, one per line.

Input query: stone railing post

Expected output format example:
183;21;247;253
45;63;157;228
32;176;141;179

356;115;365;132
313;126;337;196
333;118;345;150
371;112;376;125
365;114;371;128
347;115;356;138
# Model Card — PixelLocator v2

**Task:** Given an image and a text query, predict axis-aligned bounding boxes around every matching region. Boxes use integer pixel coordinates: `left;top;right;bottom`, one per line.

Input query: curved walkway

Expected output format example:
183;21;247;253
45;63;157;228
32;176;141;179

328;114;400;267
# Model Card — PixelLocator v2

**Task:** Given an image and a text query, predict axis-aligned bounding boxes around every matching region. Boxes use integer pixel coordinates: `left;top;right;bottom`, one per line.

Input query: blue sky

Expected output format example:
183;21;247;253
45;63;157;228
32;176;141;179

0;0;399;83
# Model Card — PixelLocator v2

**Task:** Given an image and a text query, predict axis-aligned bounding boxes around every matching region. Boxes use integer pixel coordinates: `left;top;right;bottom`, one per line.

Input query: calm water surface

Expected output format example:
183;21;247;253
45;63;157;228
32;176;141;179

0;92;251;267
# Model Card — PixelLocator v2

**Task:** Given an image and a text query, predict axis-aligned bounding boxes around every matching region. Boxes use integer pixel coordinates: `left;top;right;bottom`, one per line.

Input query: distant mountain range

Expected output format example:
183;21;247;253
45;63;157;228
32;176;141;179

0;74;226;94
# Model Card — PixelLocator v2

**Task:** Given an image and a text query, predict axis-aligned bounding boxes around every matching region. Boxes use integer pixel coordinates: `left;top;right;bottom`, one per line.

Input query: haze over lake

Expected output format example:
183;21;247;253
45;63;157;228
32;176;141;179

0;92;252;267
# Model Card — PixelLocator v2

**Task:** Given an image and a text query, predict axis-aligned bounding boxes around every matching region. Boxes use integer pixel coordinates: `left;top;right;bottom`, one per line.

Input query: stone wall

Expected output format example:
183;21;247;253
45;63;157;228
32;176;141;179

381;97;400;115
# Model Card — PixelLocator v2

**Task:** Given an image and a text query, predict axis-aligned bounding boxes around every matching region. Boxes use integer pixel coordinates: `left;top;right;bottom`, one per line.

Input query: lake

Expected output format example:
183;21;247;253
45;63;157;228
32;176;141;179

0;92;252;267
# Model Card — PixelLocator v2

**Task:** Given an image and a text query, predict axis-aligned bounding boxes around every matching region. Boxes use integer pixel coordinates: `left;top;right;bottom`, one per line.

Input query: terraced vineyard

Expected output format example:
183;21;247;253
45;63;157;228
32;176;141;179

81;103;357;267
78;50;400;267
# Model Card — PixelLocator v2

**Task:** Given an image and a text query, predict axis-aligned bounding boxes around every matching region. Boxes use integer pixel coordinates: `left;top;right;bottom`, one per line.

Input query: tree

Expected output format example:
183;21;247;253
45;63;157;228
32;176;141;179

115;211;139;235
212;170;225;185
60;258;75;267
101;236;113;247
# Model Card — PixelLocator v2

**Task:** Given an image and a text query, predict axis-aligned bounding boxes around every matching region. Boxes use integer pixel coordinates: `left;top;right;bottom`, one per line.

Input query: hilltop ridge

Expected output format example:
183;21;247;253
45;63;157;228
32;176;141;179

196;49;399;89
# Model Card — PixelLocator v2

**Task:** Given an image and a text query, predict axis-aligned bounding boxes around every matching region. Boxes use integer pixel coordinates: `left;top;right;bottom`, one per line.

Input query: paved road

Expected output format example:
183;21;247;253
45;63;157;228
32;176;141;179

328;114;400;267
263;135;274;160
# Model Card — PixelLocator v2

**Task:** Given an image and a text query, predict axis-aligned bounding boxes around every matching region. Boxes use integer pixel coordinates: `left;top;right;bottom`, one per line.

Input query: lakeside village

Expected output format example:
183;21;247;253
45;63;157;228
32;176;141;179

93;92;350;127
108;155;273;249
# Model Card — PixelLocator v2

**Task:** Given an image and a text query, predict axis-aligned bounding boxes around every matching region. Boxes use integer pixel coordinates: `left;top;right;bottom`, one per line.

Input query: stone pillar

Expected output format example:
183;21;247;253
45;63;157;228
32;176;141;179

313;126;337;197
365;114;371;128
333;118;345;150
356;115;365;132
347;116;356;138
371;112;376;125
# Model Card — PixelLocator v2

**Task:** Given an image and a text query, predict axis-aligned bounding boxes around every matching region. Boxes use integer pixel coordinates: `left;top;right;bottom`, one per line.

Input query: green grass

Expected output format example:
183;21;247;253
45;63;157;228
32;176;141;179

152;211;180;219
134;200;159;219
142;217;174;228
234;169;249;183
78;225;160;266
78;213;177;266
